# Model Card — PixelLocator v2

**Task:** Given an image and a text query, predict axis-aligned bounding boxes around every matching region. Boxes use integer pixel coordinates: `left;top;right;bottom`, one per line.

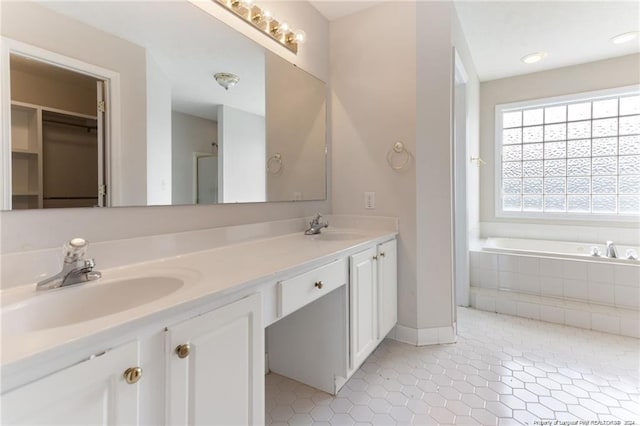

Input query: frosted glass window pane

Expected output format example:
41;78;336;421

592;156;617;175
544;141;566;159
544;123;566;141
620;95;640;116
567;139;591;158
567;121;591;140
503;195;521;211
567;195;590;212
619;115;640;135
592;98;618;119
523;195;543;211
523;178;543;194
567;177;590;194
619;175;640;194
503;145;522;161
567;158;591;176
592;118;618;137
592;176;617;194
503;111;522;128
568;102;591;121
523;126;543;143
503;162;522;178
544;177;565;194
523;143;543;160
503;179;521;194
545;105;566;124
544;159;566;177
619;195;640;214
523;160;543;177
503;128;522;145
592;138;617;157
523;109;543;126
592;195;616;213
619;135;640;155
619;155;640;175
544;195;566;212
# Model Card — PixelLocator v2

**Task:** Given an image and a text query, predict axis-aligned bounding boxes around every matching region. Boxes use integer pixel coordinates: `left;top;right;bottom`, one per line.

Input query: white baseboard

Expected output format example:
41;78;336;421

390;323;457;346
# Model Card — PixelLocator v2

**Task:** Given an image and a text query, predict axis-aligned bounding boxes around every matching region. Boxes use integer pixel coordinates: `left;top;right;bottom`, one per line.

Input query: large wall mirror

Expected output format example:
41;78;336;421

0;0;327;210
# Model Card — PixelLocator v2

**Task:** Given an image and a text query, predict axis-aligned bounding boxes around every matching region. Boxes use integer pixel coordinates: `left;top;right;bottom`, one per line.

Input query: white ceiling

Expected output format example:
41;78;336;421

453;1;640;81
37;1;266;120
310;1;639;82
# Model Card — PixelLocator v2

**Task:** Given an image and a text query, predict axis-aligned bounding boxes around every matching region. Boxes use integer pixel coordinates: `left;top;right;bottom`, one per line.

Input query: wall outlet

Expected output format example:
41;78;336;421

365;192;375;209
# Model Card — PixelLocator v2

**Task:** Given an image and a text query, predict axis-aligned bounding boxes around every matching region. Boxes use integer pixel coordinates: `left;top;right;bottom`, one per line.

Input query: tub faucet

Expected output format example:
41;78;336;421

305;213;329;235
36;238;102;291
605;241;618;259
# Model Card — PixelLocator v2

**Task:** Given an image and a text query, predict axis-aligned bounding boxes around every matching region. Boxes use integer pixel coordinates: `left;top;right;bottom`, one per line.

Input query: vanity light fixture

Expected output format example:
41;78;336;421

521;51;547;64
610;31;639;44
215;0;305;54
214;72;240;90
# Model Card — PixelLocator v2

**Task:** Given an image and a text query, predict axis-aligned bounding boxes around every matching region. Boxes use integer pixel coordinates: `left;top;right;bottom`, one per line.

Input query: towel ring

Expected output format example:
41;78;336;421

267;153;283;174
387;141;412;171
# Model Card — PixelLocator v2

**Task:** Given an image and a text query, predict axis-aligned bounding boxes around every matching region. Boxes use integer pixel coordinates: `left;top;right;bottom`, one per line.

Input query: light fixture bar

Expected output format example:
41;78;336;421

214;0;304;54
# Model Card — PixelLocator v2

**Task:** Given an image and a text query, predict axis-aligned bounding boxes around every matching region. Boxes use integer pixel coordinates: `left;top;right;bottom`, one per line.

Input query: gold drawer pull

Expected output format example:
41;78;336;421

176;343;191;359
315;281;323;289
124;367;142;384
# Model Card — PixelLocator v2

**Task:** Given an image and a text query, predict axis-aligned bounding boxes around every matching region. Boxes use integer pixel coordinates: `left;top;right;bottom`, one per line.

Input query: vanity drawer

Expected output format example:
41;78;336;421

278;258;348;317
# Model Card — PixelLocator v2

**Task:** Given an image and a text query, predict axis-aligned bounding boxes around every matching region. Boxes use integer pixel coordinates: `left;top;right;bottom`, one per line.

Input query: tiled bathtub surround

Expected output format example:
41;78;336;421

469;250;640;337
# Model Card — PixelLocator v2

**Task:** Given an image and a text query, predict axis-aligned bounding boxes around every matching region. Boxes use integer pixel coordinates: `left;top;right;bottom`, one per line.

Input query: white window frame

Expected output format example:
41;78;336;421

494;84;640;222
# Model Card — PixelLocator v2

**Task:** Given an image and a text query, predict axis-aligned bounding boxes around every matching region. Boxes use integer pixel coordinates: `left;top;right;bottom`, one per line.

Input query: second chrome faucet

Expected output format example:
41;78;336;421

36;238;102;291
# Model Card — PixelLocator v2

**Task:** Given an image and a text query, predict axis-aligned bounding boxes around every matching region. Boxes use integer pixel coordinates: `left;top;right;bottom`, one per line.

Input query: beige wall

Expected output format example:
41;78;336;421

266;52;326;202
10;60;97;116
2;1;148;206
0;0;330;254
480;54;640;234
331;3;418;328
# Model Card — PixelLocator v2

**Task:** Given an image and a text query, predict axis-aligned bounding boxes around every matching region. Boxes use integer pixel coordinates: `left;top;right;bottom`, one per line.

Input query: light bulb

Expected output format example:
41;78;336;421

239;0;254;7
262;9;273;22
294;30;306;44
279;22;289;34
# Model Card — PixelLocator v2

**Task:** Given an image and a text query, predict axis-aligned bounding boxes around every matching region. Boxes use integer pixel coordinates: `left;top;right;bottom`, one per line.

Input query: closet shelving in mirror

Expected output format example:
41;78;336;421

214;0;305;54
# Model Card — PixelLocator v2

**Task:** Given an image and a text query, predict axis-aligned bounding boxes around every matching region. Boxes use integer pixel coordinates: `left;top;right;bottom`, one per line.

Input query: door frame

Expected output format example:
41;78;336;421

0;37;121;209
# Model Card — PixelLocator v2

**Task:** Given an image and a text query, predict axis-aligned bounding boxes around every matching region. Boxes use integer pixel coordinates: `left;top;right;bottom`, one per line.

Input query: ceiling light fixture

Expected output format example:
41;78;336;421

521;52;548;64
610;31;639;45
215;0;305;54
214;72;240;90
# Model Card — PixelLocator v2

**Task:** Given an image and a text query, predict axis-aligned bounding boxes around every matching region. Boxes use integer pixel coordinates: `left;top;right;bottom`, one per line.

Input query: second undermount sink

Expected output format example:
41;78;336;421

2;276;184;336
310;230;368;241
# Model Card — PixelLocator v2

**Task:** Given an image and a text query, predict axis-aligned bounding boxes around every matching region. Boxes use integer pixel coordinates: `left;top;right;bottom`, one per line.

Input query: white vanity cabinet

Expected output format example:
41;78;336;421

349;239;398;371
165;293;264;426
1;341;141;425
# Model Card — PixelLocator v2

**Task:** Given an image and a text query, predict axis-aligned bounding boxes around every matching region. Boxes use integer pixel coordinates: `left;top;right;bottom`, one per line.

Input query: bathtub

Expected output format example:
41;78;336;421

469;238;640;338
482;237;639;264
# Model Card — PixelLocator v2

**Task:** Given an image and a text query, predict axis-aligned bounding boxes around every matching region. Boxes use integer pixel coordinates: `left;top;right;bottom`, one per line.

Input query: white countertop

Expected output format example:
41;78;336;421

1;226;396;376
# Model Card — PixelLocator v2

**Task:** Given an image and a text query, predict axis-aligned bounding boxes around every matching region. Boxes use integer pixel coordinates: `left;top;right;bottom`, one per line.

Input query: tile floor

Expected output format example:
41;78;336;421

265;307;640;425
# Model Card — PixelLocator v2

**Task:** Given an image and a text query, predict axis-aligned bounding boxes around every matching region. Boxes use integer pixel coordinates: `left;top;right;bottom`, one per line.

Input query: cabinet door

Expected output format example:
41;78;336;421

349;247;378;370
1;341;140;425
378;239;398;339
166;293;263;426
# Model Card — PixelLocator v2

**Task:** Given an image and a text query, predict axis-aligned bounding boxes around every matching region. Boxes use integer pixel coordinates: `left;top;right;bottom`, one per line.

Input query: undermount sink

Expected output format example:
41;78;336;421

2;276;184;335
310;231;368;241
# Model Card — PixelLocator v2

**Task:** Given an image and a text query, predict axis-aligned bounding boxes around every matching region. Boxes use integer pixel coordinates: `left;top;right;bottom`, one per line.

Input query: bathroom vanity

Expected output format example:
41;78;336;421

0;218;397;425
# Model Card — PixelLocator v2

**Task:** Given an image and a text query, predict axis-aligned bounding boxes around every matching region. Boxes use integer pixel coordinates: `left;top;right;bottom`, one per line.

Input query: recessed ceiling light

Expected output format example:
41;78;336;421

521;52;548;64
610;31;639;44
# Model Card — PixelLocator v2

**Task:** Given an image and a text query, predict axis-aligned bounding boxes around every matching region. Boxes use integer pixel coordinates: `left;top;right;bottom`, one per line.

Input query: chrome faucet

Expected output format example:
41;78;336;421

304;213;329;235
605;241;618;259
36;238;102;291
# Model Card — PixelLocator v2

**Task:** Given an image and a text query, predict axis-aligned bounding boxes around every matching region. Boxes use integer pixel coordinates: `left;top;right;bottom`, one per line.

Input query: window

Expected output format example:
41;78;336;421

496;86;640;219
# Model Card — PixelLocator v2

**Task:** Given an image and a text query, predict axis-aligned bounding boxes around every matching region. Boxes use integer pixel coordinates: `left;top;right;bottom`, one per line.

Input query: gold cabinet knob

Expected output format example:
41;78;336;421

314;281;323;289
123;367;142;384
176;343;191;359
380;252;386;257
373;255;379;260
